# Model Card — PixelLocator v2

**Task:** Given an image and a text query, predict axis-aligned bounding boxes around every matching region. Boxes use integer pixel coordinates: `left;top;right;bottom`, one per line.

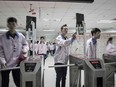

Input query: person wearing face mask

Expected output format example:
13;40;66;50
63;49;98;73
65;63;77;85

86;28;101;58
0;17;29;87
106;37;116;55
54;24;77;87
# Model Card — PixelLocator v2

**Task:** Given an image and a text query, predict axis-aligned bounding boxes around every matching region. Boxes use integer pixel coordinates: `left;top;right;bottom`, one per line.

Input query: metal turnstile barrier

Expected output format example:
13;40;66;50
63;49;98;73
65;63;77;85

20;55;44;87
103;54;116;63
103;54;116;87
84;59;105;87
69;55;84;87
69;54;105;87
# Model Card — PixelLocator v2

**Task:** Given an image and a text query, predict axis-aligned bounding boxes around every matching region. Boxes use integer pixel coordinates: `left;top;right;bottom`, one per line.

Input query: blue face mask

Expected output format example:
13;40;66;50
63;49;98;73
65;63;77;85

92;38;97;45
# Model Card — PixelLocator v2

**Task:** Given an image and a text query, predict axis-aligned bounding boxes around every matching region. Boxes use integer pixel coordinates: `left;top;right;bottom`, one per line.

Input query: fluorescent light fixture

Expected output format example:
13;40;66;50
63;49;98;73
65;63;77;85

53;19;60;21
43;29;55;31
44;34;56;35
102;30;116;33
97;20;116;23
43;18;60;22
68;30;75;33
43;19;49;21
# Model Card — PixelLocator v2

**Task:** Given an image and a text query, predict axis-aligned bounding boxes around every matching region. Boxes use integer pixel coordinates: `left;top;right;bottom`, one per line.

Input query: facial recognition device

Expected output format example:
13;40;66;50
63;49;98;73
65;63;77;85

26;16;37;58
26;16;36;40
20;60;42;87
76;13;84;35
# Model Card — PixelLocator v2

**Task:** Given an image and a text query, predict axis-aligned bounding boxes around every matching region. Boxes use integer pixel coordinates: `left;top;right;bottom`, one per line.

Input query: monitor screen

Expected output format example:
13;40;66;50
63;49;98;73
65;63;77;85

90;61;102;69
25;63;36;72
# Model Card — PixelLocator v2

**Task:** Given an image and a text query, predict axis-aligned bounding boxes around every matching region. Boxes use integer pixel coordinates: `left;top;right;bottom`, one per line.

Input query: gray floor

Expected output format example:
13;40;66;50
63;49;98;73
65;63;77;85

9;55;69;87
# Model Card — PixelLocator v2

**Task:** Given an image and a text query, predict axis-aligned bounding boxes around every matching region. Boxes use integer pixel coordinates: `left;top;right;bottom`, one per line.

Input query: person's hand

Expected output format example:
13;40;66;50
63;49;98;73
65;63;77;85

72;32;77;39
1;63;6;69
18;51;27;62
22;51;26;54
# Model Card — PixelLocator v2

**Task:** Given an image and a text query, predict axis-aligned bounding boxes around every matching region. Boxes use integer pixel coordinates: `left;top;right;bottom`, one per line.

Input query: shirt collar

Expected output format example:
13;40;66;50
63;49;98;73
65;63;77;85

6;31;19;39
61;34;67;40
92;37;97;45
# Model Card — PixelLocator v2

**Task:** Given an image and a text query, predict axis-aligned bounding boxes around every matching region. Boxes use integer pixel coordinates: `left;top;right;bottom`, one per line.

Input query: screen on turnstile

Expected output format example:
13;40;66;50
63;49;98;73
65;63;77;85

25;63;36;72
90;61;102;69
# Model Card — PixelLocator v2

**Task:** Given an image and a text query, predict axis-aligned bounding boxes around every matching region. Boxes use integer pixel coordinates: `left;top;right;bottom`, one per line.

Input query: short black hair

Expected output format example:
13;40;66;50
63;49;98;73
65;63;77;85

40;36;45;39
91;28;101;36
61;24;67;31
107;37;113;45
37;41;39;43
108;37;113;41
108;37;113;42
7;17;17;23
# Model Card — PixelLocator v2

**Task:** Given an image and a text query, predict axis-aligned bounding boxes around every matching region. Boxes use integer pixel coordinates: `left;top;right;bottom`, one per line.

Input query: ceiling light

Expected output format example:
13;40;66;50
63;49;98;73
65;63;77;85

43;19;49;22
43;29;55;31
97;20;116;23
43;19;60;22
44;34;56;35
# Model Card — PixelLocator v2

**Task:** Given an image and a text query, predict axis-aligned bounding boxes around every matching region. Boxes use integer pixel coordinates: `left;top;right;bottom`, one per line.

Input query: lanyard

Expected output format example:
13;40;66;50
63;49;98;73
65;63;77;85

11;37;16;52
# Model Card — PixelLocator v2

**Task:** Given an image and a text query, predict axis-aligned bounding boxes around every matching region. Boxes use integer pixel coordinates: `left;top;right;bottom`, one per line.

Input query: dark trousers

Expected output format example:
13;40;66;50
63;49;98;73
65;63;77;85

55;63;67;87
50;50;54;56
1;69;20;87
29;50;33;56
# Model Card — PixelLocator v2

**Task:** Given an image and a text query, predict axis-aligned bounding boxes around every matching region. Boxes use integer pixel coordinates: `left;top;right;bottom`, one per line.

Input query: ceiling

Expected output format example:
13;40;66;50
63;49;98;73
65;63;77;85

0;0;116;41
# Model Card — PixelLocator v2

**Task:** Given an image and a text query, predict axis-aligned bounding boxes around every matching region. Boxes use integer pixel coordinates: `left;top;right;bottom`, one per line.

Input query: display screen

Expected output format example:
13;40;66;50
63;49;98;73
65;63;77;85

90;61;102;69
25;63;36;72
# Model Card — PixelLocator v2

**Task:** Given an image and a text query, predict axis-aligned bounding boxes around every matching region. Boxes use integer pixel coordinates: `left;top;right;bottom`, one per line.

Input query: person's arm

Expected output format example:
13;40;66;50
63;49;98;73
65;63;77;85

18;34;29;62
56;37;71;47
19;33;29;57
0;37;6;68
56;34;76;47
86;41;92;58
22;37;29;56
108;44;116;53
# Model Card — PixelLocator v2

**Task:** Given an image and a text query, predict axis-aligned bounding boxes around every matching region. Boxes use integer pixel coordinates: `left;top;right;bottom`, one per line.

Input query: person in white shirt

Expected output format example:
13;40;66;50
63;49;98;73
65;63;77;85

29;40;33;56
106;37;116;55
37;36;47;60
53;42;56;55
0;17;29;87
46;42;50;56
29;40;39;55
54;24;76;87
34;41;39;55
49;42;55;56
86;28;101;58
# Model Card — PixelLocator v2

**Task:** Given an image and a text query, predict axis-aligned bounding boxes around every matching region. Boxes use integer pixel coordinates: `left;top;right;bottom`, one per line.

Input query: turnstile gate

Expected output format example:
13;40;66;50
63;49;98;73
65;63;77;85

20;60;41;87
69;54;105;87
20;55;44;87
103;54;116;87
84;59;105;87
